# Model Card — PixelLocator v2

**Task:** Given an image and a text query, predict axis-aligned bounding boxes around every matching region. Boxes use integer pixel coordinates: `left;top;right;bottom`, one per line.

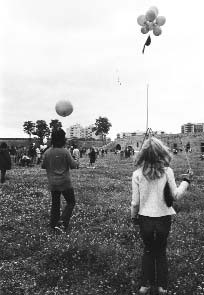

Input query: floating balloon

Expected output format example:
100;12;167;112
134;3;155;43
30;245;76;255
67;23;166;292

141;26;149;34
55;100;73;117
153;25;162;36
137;7;166;53
149;6;159;17
145;9;156;22
156;16;166;26
137;15;146;26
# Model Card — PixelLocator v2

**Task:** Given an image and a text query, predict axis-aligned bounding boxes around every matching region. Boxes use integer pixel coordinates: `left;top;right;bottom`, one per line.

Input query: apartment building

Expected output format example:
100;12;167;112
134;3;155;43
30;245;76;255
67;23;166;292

181;123;204;134
66;123;102;140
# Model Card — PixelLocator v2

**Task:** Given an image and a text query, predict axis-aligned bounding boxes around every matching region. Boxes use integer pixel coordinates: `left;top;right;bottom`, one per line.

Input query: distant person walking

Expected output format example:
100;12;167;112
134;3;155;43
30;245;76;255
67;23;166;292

0;142;11;184
88;147;96;168
72;146;80;169
131;137;192;294
42;129;78;233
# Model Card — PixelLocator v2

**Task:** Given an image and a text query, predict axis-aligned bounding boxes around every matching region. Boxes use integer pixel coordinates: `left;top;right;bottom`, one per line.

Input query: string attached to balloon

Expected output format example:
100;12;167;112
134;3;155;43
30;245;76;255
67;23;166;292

137;6;166;54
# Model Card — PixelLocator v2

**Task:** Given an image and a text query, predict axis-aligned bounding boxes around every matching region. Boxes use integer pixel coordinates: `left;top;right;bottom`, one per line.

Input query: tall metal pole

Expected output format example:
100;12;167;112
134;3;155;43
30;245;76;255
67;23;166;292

146;84;149;130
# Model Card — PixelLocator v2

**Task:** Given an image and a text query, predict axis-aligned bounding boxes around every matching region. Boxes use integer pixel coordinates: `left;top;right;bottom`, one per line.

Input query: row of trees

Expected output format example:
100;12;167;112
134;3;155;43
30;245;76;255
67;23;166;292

23;119;62;143
23;117;112;144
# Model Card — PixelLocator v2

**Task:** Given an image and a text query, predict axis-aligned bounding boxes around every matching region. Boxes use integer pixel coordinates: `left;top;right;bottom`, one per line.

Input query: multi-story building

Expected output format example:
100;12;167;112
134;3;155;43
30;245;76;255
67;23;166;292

181;123;204;134
194;123;204;133
66;124;102;140
66;123;84;139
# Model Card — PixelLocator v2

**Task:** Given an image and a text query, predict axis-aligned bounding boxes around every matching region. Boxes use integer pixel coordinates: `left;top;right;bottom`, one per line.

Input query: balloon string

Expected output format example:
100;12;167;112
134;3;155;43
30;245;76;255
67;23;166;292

179;137;192;171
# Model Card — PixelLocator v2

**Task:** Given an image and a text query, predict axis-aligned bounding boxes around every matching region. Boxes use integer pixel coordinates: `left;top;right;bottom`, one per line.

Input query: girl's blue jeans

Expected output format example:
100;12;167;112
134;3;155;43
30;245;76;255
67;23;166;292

138;215;171;289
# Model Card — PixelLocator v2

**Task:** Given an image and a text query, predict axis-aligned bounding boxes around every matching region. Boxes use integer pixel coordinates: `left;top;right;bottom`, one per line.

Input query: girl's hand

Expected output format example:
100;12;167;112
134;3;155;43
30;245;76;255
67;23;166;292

181;169;193;182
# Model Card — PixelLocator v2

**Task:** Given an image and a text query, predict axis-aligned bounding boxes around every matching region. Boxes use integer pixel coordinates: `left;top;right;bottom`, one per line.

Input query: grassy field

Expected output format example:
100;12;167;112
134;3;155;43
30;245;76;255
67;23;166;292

0;152;204;295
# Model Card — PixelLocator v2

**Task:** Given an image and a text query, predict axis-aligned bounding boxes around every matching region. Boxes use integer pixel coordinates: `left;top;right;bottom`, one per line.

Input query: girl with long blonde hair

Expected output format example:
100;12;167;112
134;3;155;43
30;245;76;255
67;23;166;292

131;136;192;294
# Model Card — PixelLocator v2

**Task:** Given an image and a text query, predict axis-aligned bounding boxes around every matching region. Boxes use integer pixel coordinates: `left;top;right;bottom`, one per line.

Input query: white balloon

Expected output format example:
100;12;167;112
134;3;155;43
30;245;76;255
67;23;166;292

55;100;73;117
137;15;146;26
156;16;166;26
141;26;149;34
145;9;156;22
149;6;159;16
153;25;162;36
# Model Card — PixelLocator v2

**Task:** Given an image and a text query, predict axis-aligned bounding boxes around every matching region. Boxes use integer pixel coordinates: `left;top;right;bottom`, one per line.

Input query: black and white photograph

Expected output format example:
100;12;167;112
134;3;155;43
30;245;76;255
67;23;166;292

0;0;204;294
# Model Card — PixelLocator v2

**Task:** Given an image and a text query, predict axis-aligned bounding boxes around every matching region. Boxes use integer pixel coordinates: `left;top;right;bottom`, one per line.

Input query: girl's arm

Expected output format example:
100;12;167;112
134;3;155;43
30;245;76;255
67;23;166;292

166;167;190;201
131;172;140;219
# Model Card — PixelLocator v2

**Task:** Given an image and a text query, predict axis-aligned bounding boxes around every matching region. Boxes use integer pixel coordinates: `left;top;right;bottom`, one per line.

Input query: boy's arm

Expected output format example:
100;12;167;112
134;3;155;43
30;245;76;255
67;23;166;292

66;150;78;169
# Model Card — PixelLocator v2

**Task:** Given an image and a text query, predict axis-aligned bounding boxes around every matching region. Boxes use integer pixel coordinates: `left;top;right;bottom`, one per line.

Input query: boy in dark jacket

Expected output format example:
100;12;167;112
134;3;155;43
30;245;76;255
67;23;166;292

0;142;11;183
42;129;78;232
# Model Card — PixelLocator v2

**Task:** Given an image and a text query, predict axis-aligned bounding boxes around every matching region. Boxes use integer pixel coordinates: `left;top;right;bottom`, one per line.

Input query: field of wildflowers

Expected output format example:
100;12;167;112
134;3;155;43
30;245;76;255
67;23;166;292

0;152;204;294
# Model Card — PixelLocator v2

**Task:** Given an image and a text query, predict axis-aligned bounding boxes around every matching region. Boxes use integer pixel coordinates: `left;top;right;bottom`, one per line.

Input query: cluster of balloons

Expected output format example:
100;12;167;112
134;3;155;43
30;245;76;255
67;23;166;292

137;6;166;36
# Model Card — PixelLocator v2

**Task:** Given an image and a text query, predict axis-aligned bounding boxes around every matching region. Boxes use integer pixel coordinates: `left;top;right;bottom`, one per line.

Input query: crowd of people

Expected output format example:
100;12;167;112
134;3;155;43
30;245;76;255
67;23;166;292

0;129;195;294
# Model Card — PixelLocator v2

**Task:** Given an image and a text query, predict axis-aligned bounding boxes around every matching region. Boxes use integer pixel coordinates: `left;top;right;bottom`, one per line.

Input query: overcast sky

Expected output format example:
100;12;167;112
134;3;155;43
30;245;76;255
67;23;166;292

0;0;204;139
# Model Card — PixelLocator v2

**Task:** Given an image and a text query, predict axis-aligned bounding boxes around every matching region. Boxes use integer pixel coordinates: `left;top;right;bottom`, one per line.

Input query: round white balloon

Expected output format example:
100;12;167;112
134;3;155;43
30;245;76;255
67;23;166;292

149;6;159;16
141;26;149;34
145;9;156;22
137;15;146;26
153;25;162;36
55;100;73;117
156;16;166;26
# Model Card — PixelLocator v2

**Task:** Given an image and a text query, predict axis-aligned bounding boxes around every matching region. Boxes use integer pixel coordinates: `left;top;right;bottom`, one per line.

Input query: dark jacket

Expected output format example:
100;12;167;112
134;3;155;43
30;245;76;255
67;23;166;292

0;148;11;170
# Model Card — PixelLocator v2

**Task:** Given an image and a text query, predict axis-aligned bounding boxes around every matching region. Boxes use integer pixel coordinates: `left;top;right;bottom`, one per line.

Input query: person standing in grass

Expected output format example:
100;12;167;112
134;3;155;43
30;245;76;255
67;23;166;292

88;147;96;168
72;145;80;169
0;142;11;184
42;129;78;232
131;136;192;295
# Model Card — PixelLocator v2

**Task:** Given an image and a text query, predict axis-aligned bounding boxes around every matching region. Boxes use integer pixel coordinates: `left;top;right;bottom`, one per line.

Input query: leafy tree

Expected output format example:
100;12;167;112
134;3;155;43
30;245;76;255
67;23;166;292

49;119;62;132
23;121;35;140
34;120;50;143
92;116;112;144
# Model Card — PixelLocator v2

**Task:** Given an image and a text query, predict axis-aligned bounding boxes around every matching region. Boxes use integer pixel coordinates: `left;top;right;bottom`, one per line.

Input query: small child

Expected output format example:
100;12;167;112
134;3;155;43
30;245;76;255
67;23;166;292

42;129;78;232
0;142;11;183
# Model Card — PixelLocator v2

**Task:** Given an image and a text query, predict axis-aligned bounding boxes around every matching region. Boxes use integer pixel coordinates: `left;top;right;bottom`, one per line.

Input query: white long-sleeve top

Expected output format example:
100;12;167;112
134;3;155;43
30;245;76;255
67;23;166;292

131;166;189;217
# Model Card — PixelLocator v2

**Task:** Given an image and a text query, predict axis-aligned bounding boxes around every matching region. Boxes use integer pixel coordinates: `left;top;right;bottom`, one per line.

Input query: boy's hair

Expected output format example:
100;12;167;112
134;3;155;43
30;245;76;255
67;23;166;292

135;136;171;180
0;142;8;149
51;129;66;148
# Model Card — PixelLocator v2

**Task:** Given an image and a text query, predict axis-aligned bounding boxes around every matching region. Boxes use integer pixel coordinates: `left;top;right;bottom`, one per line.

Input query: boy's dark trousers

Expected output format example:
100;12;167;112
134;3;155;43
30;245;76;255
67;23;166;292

138;215;171;289
50;188;75;229
1;169;6;183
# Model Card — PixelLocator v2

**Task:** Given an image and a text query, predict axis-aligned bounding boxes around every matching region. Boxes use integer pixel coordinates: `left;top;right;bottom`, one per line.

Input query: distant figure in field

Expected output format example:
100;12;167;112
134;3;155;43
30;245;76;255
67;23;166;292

42;129;78;233
131;137;193;295
0;142;11;184
88;147;96;168
200;153;204;160
72;145;80;169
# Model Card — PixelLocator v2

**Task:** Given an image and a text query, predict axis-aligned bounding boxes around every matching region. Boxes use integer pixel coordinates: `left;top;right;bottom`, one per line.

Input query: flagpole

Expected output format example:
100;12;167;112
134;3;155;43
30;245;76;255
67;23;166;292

146;84;149;130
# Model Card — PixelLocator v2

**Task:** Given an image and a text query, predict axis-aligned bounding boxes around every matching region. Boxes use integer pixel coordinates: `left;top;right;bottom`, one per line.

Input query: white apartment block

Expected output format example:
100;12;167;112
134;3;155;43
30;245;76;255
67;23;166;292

181;123;204;134
66;123;102;140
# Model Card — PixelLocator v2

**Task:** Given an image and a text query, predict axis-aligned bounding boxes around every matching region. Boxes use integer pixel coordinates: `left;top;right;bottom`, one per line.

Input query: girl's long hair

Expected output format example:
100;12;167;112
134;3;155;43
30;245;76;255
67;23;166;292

135;136;172;180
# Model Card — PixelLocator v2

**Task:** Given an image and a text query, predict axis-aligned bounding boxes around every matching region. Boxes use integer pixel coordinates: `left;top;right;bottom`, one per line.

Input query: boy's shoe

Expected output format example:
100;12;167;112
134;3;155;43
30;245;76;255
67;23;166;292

51;221;67;233
158;287;168;294
139;286;150;294
53;225;66;234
